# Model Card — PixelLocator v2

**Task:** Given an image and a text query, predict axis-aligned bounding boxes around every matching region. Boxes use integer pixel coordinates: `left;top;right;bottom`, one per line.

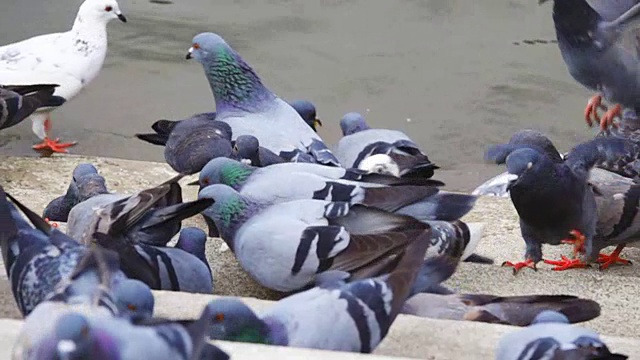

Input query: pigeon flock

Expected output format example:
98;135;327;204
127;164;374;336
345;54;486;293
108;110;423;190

0;0;639;358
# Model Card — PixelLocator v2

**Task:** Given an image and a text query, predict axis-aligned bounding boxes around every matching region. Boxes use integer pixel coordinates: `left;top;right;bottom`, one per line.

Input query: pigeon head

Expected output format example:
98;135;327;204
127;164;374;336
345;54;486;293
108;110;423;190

176;227;209;264
199;157;254;191
289;100;322;131
504;148;546;177
206;299;272;344
113;279;154;322
186;32;274;112
77;0;127;25
198;184;251;240
72;163;99;181
531;310;570;324
340;112;370;136
76;173;109;202
233;135;261;165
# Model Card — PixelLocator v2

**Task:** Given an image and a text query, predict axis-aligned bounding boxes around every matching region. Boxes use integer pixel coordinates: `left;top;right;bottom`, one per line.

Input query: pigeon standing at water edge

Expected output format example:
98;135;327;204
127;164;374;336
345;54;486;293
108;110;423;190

186;32;341;166
0;0;127;153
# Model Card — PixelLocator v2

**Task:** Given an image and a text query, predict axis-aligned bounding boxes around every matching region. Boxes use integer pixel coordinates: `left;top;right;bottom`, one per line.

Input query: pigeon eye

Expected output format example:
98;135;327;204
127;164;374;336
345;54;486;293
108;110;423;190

214;313;225;322
202;178;210;185
192;43;200;50
81;326;90;337
233;144;239;152
127;304;137;311
105;5;113;11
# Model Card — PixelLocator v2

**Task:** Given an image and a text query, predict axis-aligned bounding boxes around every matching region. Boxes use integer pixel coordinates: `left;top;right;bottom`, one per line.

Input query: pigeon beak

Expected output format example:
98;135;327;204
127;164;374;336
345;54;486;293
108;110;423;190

116;12;127;22
538;0;550;4
187;179;199;186
505;173;519;191
313;118;323;129
186;48;194;60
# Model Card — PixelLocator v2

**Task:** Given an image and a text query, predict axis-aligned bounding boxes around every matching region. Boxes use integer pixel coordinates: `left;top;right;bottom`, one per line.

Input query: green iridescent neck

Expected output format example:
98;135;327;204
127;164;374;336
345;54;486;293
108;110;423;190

217;197;247;229
204;47;275;113
230;327;271;345
220;163;252;188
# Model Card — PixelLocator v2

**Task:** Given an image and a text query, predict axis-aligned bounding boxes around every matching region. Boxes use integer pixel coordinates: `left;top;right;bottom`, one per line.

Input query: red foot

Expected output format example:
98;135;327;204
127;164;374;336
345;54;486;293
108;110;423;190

501;259;537;275
44;217;59;228
32;137;77;153
544;255;590;271
560;230;586;257
585;95;606;127
596;244;632;270
599;104;622;131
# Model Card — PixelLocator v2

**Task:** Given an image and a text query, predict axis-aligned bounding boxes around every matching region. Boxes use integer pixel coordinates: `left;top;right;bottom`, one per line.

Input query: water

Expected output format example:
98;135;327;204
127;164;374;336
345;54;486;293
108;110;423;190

0;0;600;191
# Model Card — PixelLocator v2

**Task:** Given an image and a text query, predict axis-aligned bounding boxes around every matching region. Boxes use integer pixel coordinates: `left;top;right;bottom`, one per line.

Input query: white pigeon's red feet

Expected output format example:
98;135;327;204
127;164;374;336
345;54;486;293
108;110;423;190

33;137;77;153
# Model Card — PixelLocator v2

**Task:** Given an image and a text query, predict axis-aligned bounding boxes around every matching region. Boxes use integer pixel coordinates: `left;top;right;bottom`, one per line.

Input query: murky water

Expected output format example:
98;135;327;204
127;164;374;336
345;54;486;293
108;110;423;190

0;0;601;191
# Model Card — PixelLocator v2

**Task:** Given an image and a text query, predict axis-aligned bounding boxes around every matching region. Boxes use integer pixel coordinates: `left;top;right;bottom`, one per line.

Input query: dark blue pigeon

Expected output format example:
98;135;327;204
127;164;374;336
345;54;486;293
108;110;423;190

231;134;288;167
43;163;101;222
0;84;65;131
186;32;340;166
205;230;433;353
135;113;234;175
540;0;640;133
496;310;628;359
334;112;438;179
486;130;639;273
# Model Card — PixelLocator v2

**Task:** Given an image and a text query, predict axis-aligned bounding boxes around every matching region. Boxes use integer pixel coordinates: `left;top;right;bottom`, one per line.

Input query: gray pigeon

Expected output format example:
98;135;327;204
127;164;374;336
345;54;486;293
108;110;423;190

0;185;119;316
67;172;211;247
28;300;221;360
495;310;628;359
289;100;322;132
175;227;211;272
486;130;639;273
12;247;128;358
198;183;439;292
186;32;340;166
403;293;601;326
196;157;474;223
205;231;434;353
334;112;438;178
232;134;288;167
43;163;101;222
65;175;214;293
540;0;640;132
0;84;65;131
135;113;234;175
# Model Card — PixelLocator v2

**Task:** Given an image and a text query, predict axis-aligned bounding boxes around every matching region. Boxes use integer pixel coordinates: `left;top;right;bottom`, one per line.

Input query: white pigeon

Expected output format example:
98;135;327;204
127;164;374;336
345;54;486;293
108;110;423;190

0;0;127;153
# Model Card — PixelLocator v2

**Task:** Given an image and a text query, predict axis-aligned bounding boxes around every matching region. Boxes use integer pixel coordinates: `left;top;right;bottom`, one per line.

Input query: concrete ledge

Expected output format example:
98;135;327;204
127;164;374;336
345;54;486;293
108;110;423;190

2;155;640;358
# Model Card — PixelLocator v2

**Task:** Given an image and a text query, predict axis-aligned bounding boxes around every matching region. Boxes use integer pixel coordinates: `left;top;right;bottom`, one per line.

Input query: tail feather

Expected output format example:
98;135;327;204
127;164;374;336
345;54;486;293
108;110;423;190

361;185;439;212
395;192;478;222
408;254;459;297
135;133;169;146
139;198;214;231
0;186;19;276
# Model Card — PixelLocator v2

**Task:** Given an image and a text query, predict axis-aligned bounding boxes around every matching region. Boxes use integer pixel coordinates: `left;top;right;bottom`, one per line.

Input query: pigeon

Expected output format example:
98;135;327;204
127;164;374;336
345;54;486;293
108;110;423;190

0;185;104;315
0;0;127;153
12;247;127;359
135;114;234;175
205;229;434;353
113;279;155;322
64;174;214;292
334;112;438;178
289;100;322;132
28;300;219;360
195;157;475;224
485;130;639;272
231;135;288;167
197;183;437;292
540;0;640;133
66;172;211;247
186;32;341;166
175;227;211;272
43;163;101;222
495;310;628;359
0;84;65;131
403;293;601;326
